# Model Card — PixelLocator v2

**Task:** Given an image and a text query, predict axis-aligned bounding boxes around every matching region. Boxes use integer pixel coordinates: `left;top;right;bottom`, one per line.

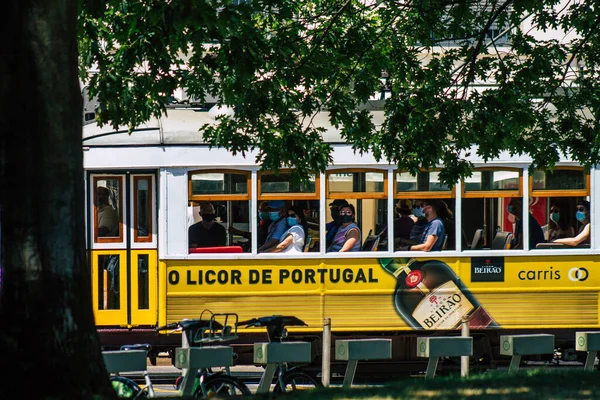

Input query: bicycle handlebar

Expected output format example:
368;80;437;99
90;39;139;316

237;315;307;342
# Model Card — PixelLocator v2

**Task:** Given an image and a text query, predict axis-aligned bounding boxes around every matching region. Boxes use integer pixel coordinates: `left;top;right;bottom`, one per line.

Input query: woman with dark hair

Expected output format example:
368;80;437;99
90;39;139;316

263;205;307;253
553;200;591;246
328;204;361;252
547;204;574;241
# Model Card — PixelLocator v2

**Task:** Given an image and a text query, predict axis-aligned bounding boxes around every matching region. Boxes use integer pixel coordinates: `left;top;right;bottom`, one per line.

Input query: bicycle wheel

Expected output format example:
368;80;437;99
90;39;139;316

193;374;252;398
274;369;322;393
110;376;145;398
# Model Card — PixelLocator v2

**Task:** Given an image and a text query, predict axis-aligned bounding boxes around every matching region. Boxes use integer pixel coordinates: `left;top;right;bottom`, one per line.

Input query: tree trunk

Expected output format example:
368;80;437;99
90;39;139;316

0;1;115;398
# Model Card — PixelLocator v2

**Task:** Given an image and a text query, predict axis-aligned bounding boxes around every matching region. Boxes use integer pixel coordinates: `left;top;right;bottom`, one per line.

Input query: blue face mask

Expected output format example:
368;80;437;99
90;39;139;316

413;207;424;218
550;212;560;223
258;211;269;221
287;217;298;227
507;205;514;214
269;211;281;221
576;211;586;222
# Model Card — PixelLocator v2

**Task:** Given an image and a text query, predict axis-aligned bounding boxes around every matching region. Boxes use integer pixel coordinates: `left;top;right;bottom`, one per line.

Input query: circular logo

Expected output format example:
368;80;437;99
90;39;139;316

337;346;346;356
502;340;510;351
405;270;424;288
256;348;263;360
578;336;586;347
419;341;426;352
568;267;589;282
177;352;187;365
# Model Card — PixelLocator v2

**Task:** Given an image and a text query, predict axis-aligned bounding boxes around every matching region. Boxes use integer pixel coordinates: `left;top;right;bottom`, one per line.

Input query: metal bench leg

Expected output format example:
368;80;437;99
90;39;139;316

508;355;521;374
342;360;358;388
425;357;439;379
584;351;597;371
256;363;277;394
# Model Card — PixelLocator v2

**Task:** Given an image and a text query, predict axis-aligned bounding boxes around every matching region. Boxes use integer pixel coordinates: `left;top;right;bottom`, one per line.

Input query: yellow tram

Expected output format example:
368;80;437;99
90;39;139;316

84;107;598;371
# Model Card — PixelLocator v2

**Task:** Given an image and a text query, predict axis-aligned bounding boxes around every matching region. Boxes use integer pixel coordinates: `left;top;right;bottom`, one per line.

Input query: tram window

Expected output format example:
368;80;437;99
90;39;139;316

137;254;149;310
531;168;591;249
462;169;523;250
94;177;123;241
98;254;120;310
259;172;317;194
134;176;152;242
394;170;455;251
326;170;387;252
189;200;249;251
189;171;248;196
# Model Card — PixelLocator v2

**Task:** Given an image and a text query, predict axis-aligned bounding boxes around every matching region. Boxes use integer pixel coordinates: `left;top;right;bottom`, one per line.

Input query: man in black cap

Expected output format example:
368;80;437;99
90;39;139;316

326;199;349;249
553;199;591;247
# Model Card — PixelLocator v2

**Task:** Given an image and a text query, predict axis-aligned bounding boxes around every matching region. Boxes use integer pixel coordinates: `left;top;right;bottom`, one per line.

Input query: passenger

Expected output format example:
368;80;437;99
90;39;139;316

553;200;591;247
229;201;272;247
328;204;361;252
409;202;428;241
507;199;545;249
393;200;415;241
409;200;446;251
258;200;288;252
96;186;119;237
262;206;307;253
188;202;227;248
325;199;349;249
547;204;574;241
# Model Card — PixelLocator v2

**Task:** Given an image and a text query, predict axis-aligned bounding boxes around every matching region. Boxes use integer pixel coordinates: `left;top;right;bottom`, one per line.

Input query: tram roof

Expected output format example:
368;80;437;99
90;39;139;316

82;107;386;146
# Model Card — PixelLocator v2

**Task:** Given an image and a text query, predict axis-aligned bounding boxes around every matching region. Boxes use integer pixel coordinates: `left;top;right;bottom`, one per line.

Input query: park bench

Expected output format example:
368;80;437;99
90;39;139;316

500;334;554;373
416;337;472;379
335;339;392;388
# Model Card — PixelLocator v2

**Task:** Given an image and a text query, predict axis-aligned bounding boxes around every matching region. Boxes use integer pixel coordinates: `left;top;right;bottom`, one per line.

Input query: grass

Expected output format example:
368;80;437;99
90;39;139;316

264;368;600;400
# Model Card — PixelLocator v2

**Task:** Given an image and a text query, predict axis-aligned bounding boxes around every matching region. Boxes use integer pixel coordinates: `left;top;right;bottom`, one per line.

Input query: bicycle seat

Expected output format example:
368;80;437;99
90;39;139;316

120;344;152;352
238;315;307;342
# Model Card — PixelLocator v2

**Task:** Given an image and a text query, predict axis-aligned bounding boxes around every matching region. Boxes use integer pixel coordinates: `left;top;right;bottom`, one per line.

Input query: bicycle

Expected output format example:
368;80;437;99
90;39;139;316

104;311;251;398
238;315;322;393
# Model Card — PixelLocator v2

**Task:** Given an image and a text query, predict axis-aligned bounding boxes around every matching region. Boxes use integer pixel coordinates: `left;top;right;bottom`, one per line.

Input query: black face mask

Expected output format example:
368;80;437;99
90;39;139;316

202;213;215;222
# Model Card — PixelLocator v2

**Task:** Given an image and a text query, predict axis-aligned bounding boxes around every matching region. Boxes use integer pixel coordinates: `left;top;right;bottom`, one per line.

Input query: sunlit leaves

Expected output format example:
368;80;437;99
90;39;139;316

79;0;600;185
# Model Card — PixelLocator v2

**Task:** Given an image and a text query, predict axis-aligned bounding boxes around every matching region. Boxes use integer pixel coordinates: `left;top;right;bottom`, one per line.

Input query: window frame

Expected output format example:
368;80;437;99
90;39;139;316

257;169;320;201
462;167;522;199
326;168;388;200
188;169;251;202
133;175;153;243
529;167;590;198
93;175;124;244
394;169;456;199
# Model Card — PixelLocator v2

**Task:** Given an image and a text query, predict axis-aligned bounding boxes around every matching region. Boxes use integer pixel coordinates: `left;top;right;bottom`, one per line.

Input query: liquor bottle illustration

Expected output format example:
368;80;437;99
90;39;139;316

379;258;499;330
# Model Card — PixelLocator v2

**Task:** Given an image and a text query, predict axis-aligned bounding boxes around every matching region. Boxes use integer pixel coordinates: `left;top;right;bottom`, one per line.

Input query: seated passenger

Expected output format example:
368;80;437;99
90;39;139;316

394;200;415;240
326;199;348;249
409;200;446;252
409;202;428;242
258;200;288;252
553;200;591;247
547;204;574;241
328;204;361;252
262;206;307;253
189;202;226;248
229;201;272;247
507;199;545;249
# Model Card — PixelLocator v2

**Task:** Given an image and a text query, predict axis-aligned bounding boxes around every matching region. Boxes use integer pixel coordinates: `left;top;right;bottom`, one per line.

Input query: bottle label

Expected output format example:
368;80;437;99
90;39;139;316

412;281;474;329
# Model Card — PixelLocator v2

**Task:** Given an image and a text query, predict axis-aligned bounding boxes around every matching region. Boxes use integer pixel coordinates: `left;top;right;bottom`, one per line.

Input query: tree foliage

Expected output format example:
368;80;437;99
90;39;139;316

79;0;600;184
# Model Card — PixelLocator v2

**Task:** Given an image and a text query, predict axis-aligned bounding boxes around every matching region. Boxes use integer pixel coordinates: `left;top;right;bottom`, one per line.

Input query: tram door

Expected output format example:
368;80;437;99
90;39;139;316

89;173;158;327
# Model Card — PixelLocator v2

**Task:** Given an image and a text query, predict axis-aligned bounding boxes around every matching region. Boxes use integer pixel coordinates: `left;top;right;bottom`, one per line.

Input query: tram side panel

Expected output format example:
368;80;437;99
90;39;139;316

158;255;600;365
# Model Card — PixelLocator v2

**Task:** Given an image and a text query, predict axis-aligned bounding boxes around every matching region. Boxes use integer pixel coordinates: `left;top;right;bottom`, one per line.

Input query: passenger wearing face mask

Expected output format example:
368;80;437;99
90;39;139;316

409;202;429;242
547;204;574;241
263;206;307;253
507;198;545;250
394;199;415;240
326;199;349;249
553;200;591;247
258;200;288;252
229;201;272;247
328;204;361;252
189;202;227;248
